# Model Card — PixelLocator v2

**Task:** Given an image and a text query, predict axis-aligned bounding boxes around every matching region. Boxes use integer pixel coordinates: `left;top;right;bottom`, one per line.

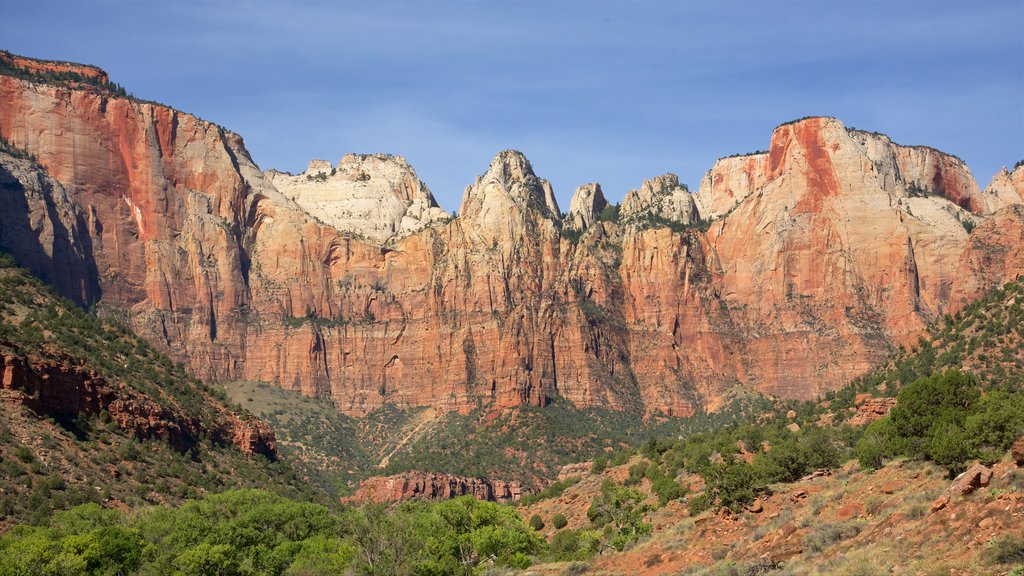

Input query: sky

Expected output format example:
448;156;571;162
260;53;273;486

0;0;1022;212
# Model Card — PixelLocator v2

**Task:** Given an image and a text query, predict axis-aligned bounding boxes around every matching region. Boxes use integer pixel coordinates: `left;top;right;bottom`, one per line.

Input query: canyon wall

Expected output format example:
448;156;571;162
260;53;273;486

2;54;1022;417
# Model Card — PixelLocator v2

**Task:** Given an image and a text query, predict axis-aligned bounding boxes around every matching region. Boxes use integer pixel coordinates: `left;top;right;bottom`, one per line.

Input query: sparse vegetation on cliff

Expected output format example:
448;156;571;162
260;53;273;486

0;51;128;97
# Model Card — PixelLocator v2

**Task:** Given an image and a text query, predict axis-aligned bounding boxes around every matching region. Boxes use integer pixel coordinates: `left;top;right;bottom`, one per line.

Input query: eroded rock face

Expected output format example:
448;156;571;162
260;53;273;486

0;151;98;304
694;117;988;399
266;153;449;244
1;55;1020;418
621;173;697;225
981;164;1024;214
0;354;275;457
565;183;607;231
345;471;528;504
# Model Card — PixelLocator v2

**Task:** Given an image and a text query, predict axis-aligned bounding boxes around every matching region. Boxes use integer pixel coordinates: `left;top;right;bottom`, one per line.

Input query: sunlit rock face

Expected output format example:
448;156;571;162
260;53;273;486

2;54;1021;417
266;153;449;244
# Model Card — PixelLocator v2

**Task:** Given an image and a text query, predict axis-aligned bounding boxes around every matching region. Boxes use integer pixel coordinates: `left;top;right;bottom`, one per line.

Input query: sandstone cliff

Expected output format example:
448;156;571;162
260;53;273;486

1;54;1021;418
565;183;607;231
266;153;449;244
981;163;1024;214
346;471;528;504
0;149;98;304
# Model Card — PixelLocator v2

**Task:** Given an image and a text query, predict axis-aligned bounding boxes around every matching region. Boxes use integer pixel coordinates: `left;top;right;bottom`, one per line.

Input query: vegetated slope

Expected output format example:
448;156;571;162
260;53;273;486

222;380;374;497
0;256;317;529
2;50;1022;421
526;454;1024;575
513;278;1024;574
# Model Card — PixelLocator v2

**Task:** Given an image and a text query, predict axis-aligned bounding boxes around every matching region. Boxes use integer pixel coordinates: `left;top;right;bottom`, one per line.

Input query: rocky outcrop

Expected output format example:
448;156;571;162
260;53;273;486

1012;437;1024;466
0;151;98;305
949;204;1024;310
0;51;108;84
346;471;528;504
565;183;607;231
266;153;449;244
1;54;1021;418
0;352;275;457
621;173;697;225
981;164;1024;213
931;463;992;513
846;395;896;427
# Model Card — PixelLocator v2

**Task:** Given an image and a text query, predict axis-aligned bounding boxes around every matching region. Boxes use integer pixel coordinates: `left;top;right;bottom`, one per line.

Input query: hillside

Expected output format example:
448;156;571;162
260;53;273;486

0;255;319;528
510;277;1024;574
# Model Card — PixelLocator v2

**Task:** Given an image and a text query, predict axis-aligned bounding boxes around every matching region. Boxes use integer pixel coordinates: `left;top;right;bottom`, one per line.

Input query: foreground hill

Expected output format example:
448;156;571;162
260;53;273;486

512;277;1024;573
0;254;315;528
1;51;1022;420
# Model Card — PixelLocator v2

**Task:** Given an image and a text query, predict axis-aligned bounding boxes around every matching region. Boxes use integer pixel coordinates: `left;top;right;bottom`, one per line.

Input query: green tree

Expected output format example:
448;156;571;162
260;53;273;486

855;416;897;470
586;479;651;551
965;390;1024;463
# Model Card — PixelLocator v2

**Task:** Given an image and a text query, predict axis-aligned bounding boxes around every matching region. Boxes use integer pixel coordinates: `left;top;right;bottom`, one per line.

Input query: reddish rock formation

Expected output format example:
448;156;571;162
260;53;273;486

931;463;993;513
1;55;1021;418
346;471;528;504
1;352;275;458
846;396;897;427
0;51;109;84
0;150;98;304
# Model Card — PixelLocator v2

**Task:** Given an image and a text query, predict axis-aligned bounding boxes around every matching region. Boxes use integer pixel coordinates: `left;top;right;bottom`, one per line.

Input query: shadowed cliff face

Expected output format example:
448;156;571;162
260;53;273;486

1;56;1022;417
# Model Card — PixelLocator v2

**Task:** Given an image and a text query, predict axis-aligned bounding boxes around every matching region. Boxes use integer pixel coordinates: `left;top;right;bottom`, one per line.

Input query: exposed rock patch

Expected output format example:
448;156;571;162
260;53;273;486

345;471;528;504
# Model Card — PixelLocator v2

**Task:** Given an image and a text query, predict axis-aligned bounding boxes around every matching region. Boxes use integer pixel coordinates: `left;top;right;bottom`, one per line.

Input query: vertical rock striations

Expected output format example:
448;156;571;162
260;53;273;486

1;54;1021;417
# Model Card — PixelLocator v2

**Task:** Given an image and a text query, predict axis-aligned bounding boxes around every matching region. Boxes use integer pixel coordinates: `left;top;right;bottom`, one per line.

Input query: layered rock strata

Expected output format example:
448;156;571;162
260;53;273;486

0;354;276;457
346;471;527;504
1;53;1022;418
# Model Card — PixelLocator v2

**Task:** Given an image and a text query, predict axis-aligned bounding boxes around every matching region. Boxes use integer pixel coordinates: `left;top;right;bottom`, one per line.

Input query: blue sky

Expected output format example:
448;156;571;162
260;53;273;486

1;0;1021;212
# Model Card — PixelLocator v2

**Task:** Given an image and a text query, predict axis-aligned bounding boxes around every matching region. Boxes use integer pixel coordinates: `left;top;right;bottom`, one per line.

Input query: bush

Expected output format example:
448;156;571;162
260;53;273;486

548;529;600;561
687;492;713;516
984;534;1024;565
586;479;651;551
708;461;758;511
803;521;862;553
529;514;544;531
552;513;568;529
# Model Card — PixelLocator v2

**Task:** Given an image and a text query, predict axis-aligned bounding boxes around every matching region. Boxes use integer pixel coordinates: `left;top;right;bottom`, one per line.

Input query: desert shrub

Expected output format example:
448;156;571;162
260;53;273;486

803;521;862;553
552;513;568;529
529;514;544;530
707;461;758;511
983;534;1024;565
548;529;600;561
687;492;713;516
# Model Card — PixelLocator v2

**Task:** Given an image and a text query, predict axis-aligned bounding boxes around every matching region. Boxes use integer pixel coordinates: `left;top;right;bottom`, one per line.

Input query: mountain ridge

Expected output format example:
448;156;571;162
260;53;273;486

0;51;1021;420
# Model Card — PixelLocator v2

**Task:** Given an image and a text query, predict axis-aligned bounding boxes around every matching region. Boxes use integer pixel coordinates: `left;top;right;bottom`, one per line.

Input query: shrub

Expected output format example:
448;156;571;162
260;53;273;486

803;521;862;553
552;513;568;529
14;445;34;464
586;479;651;551
983;534;1024;565
529;514;544;531
687;492;713;516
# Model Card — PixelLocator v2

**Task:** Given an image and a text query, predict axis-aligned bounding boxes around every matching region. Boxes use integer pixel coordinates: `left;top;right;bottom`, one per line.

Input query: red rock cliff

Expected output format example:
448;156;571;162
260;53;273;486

1;56;1021;416
346;471;528;504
